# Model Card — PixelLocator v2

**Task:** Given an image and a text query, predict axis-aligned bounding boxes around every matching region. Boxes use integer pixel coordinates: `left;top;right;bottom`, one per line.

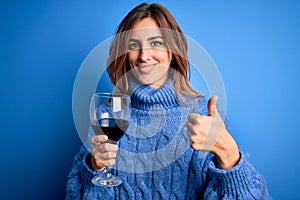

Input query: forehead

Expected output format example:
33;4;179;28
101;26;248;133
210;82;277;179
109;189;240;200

132;17;159;29
130;18;162;39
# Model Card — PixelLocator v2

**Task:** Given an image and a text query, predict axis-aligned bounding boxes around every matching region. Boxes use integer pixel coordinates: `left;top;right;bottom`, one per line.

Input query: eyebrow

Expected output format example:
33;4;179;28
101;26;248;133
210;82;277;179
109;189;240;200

148;36;164;41
129;36;164;42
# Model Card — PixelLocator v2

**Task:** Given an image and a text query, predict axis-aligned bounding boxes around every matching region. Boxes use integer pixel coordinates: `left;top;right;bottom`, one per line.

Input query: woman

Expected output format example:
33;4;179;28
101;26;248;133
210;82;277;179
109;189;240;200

66;3;271;199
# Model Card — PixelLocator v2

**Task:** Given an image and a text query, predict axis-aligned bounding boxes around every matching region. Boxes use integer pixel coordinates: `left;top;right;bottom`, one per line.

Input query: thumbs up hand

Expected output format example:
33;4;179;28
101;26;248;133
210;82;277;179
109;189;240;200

207;95;220;117
186;96;240;169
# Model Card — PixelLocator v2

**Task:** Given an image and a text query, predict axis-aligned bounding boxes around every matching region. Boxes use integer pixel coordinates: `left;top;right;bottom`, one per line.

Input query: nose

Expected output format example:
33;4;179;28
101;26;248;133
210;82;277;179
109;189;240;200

138;47;151;62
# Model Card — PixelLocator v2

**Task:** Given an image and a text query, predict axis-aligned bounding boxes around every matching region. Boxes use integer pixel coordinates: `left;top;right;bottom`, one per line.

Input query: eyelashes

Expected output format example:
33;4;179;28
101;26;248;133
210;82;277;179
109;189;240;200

151;40;163;47
128;42;141;50
128;40;164;51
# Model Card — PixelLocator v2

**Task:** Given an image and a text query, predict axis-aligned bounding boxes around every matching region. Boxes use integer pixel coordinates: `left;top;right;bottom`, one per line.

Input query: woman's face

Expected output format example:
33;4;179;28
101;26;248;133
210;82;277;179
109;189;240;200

127;17;172;89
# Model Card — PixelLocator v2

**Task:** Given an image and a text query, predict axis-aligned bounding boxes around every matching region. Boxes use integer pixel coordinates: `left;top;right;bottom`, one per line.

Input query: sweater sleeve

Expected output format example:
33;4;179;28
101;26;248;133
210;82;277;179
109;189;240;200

194;99;271;199
65;146;86;200
203;151;272;200
65;145;104;200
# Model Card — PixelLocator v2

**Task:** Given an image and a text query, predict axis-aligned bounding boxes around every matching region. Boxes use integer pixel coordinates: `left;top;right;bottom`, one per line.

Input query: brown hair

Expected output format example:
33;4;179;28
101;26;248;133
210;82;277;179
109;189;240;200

106;3;201;103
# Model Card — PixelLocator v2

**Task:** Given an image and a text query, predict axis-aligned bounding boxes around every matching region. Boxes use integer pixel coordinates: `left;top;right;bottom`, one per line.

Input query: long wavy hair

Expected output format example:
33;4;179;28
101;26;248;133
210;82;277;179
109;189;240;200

106;3;201;103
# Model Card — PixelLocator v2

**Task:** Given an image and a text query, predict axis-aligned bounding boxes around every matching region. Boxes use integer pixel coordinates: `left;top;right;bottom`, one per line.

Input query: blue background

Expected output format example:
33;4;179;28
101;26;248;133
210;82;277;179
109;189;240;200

1;0;299;199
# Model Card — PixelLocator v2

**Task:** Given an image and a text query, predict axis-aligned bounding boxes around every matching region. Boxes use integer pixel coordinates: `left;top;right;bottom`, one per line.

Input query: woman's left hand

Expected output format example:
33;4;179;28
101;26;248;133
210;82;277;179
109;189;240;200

186;96;240;169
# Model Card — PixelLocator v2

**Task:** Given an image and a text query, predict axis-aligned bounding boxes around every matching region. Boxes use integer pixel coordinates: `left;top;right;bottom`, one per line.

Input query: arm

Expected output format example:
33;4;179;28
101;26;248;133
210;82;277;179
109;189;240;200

204;151;271;200
65;129;118;200
65;145;87;200
187;96;272;199
65;145;109;200
65;127;96;200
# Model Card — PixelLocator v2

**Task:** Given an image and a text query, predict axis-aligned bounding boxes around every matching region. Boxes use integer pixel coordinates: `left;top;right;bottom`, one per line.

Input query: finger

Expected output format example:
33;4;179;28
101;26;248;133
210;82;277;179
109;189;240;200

95;158;115;167
186;121;194;132
186;122;200;136
188;131;204;144
208;96;220;117
187;113;202;124
94;151;117;160
186;116;209;134
91;146;118;166
186;128;193;138
94;142;119;153
91;135;108;144
92;153;116;167
190;142;203;151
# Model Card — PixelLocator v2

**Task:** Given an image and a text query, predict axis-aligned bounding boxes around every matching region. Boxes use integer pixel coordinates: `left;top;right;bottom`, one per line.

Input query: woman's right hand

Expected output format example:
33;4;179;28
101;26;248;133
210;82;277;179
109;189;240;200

89;135;119;171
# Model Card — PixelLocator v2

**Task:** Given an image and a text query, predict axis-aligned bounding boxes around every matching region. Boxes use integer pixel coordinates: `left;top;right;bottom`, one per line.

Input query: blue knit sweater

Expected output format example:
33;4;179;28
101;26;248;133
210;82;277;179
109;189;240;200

66;79;271;200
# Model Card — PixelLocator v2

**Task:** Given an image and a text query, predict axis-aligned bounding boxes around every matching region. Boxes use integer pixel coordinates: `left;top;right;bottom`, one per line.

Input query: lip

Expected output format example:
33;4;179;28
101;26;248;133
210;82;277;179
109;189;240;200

135;63;157;74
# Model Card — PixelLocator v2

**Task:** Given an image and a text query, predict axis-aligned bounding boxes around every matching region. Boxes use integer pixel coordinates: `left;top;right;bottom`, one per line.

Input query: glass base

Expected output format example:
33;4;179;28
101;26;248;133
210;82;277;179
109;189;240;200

91;174;122;187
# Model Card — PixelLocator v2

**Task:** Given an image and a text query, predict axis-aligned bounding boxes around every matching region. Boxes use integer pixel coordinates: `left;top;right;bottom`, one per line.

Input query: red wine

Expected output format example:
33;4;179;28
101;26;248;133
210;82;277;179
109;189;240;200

92;118;129;142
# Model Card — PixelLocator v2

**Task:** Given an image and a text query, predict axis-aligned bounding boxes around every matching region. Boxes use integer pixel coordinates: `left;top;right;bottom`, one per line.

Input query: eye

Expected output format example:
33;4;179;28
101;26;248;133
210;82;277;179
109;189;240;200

128;42;141;50
151;40;163;47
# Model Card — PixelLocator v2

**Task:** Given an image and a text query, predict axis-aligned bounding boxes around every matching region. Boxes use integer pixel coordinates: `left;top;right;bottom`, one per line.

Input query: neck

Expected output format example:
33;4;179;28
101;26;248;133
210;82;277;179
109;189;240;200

129;78;180;110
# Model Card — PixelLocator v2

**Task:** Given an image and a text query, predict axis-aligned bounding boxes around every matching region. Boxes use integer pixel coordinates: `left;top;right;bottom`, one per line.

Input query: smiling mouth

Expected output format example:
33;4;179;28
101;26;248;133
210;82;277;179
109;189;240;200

135;64;157;74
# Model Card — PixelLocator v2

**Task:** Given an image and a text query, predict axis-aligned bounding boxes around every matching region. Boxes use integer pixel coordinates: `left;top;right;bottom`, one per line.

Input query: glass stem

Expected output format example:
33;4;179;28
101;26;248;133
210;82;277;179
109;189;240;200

104;166;112;178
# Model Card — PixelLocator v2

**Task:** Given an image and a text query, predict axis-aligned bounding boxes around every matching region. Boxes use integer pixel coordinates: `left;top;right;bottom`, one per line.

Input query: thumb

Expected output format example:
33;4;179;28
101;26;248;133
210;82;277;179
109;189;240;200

208;95;219;117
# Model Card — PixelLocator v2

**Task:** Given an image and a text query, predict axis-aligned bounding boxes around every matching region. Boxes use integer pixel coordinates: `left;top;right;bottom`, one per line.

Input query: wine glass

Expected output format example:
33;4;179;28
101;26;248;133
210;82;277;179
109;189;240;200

89;92;130;187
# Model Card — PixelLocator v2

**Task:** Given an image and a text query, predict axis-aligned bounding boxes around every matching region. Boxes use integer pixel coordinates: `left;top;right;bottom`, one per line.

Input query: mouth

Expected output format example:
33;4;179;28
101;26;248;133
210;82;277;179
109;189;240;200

135;64;157;74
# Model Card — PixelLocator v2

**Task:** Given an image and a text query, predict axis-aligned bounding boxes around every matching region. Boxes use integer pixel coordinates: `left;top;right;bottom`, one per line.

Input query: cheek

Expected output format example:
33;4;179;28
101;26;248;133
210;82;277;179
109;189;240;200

155;50;172;65
127;52;138;65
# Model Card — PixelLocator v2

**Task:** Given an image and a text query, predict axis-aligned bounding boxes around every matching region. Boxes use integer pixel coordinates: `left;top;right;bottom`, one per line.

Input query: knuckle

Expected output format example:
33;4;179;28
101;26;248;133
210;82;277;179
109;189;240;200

91;147;96;155
95;158;104;166
91;136;98;144
190;135;202;144
192;125;201;134
92;135;107;144
111;144;119;151
94;144;105;152
186;129;192;137
191;142;201;150
107;159;115;166
105;151;116;159
110;152;117;158
93;152;103;160
107;143;118;152
102;143;111;151
186;121;192;129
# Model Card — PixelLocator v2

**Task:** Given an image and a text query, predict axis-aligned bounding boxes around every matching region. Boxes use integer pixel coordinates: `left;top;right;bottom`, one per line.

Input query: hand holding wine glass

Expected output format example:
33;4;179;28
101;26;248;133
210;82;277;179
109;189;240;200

90;134;118;171
89;93;130;187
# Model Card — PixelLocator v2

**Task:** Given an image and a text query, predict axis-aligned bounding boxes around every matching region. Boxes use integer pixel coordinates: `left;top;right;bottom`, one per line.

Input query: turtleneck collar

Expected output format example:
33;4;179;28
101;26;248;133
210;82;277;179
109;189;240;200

129;78;180;110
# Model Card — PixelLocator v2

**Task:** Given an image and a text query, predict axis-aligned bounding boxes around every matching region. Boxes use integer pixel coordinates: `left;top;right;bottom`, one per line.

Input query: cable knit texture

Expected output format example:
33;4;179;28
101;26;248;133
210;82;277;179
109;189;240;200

66;79;272;200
